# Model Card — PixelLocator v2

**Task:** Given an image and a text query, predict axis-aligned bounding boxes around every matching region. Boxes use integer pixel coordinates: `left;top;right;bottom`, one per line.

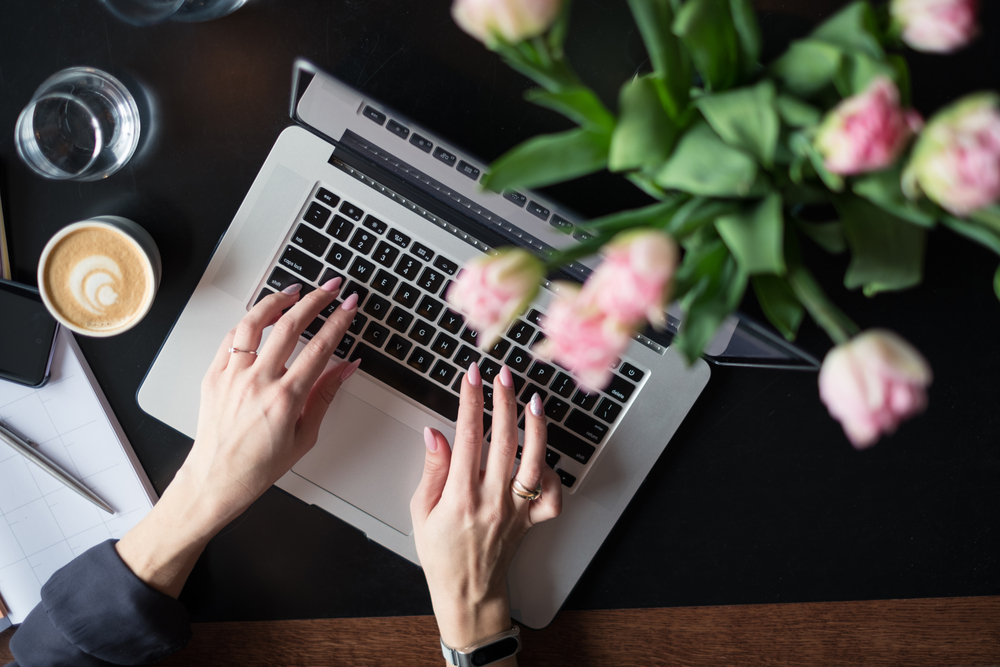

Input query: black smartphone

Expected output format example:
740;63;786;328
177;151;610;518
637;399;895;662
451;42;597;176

0;279;60;387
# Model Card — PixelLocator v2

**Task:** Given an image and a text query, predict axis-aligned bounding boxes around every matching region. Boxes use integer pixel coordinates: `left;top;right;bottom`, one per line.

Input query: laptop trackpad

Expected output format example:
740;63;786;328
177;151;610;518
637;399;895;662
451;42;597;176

291;391;425;534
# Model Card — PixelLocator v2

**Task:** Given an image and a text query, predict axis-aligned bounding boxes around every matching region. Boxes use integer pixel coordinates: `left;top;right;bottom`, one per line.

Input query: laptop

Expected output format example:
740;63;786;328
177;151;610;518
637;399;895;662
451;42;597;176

138;60;712;628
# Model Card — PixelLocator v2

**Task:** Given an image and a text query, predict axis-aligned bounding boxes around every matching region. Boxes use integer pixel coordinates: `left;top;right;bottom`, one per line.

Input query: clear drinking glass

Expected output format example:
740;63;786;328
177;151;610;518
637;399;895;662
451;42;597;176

97;0;247;25
15;67;140;182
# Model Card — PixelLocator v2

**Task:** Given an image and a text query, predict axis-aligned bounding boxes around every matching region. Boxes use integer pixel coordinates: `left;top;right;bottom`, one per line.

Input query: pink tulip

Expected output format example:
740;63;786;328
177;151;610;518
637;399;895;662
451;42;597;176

582;230;678;331
815;77;923;176
535;283;633;392
446;249;544;349
818;330;932;449
452;0;563;46
892;0;979;54
902;93;1000;217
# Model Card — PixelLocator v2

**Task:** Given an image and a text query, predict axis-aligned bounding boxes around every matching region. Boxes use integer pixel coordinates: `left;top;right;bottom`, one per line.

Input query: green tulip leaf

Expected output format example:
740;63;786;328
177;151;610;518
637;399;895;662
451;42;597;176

729;0;762;79
834;53;900;97
836;195;927;296
696;80;779;167
610;75;679;172
715;192;786;275
578;197;687;234
655;122;759;197
673;0;740;92
790;132;844;192
796;220;847;254
752;274;804;341
482;128;610;193
667;197;742;241
627;0;690;118
524;87;615;132
852;166;938;228
995;265;1000;303
770;40;843;98
776;95;822;128
810;0;884;60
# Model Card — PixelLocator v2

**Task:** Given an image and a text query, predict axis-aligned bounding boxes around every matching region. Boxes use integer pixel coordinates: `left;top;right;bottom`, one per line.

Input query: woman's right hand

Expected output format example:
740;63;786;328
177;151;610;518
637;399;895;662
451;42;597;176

410;363;563;656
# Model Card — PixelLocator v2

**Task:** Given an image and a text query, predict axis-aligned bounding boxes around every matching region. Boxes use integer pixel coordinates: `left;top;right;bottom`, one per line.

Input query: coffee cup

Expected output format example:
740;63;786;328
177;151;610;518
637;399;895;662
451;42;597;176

37;217;161;337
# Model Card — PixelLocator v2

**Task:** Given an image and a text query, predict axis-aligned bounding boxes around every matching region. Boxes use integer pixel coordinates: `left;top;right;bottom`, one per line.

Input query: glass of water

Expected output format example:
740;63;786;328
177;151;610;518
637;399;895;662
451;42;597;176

97;0;247;25
15;67;140;182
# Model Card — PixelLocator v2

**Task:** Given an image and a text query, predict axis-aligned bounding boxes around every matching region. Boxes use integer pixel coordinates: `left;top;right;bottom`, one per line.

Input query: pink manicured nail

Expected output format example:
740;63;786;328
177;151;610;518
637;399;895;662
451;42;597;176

340;293;359;310
466;362;481;386
282;283;303;295
530;393;543;417
321;276;343;292
340;358;361;382
498;365;513;388
423;427;438;453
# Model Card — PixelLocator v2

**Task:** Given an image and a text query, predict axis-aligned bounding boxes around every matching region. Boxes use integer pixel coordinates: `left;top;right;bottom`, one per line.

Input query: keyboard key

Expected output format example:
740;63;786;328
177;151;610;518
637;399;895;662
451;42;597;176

439;309;464;334
526;310;544;326
387;119;409;139
551;373;576;398
606;376;636;403
503;189;527;207
302;318;325;340
371;270;399;295
385;334;412;361
363;294;390;319
433;146;457;166
544;397;570;422
303;202;332;228
527;361;555;385
454;346;481;368
531;331;547;348
480;359;502;384
408;320;435;346
565;410;608;445
507;321;535;345
387;228;410;248
417;267;446;294
441;280;454;300
316;188;340;207
452;372;465;392
595;397;622;424
320;296;342;319
557;468;577;487
340;201;364;221
432;333;459;359
411;243;434;262
342;281;370;307
457;160;481;180
619;362;644;383
410;133;433;152
363;106;386;125
348;257;376;282
362;321;390;347
333;333;355;358
483;385;495;412
393;282;420;309
547;424;596;464
527;201;550;220
571;389;599;410
394;254;422;280
327;215;354;242
348;312;368;335
280;246;323;281
511;373;526;394
433;256;459;275
550;214;573;231
573;229;594;242
406;347;434;373
350;345;459;421
416;295;443;320
519;383;548;405
460;327;479;346
546;449;561;469
363;215;388;235
326;243;353;270
266;267;308;293
430;360;458;386
348;229;378;254
291;223;331;257
506;347;531;373
254;288;274;306
387;307;414;332
487;338;511;360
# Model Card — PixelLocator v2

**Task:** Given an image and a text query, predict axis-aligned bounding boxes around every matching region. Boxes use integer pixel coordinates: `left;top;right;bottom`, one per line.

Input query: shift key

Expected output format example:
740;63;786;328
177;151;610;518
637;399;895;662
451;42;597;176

546;424;596;464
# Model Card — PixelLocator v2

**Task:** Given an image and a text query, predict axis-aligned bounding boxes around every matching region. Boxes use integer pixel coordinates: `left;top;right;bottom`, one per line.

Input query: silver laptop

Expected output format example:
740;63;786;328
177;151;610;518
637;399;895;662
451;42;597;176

138;60;711;628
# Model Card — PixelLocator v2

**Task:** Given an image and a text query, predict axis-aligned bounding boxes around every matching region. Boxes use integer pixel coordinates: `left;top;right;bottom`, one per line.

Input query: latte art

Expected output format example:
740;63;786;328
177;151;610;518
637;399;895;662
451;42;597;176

70;256;123;314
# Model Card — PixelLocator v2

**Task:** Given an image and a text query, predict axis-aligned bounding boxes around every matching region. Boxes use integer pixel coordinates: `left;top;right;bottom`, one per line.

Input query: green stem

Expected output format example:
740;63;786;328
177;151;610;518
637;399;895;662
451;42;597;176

786;264;858;346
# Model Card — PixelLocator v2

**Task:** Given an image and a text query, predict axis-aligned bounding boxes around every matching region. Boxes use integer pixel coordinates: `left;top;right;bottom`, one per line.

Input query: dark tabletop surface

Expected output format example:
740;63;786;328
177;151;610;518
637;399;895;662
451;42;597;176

0;0;998;624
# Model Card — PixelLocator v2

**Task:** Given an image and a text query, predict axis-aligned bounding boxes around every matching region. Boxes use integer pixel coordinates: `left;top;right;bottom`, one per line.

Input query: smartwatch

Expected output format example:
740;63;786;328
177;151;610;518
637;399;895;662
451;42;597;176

440;626;521;666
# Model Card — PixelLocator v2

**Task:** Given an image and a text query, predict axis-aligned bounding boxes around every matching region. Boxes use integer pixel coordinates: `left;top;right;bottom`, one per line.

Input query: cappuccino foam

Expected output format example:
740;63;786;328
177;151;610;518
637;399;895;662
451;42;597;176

43;226;151;332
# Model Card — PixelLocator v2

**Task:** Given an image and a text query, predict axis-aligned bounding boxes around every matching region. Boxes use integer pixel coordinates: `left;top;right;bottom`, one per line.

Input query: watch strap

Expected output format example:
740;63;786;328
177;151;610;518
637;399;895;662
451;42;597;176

440;626;521;666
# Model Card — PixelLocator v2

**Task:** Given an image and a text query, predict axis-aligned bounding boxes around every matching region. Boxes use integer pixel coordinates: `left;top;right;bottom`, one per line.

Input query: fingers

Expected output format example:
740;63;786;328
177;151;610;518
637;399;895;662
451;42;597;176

483;365;520;494
513;392;546;497
283;291;359;398
228;287;303;372
528;467;562;526
410;427;453;525
208;328;237;377
296;358;361;451
256;277;343;376
444;363;485;493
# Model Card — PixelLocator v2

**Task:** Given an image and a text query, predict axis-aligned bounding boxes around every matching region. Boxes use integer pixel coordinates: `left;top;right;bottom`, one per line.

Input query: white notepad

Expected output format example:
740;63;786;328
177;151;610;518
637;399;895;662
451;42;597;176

0;329;156;624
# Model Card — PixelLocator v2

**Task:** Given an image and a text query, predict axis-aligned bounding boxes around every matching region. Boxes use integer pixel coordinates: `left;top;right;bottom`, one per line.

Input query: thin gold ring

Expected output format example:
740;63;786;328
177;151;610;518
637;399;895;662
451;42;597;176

511;478;542;501
228;347;258;355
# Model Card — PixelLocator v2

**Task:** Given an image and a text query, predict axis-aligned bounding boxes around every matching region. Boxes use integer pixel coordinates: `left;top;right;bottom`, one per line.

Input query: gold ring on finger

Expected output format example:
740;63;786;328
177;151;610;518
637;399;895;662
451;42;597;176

511;477;542;501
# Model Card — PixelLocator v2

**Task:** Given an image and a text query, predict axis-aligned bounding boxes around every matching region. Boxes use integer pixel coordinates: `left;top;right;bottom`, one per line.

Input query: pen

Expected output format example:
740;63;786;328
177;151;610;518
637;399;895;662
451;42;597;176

0;421;114;514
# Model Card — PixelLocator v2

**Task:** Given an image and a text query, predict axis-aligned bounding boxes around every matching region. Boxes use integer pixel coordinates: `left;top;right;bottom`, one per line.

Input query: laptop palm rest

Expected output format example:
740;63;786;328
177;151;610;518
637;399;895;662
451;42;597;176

292;388;426;534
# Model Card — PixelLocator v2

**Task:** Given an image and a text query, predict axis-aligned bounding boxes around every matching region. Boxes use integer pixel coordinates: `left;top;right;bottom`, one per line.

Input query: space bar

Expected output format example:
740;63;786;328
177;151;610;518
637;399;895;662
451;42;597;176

349;344;460;422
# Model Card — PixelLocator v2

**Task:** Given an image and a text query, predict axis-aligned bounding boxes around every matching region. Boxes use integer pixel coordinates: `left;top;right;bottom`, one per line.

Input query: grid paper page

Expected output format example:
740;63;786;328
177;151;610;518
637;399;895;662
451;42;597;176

0;330;155;624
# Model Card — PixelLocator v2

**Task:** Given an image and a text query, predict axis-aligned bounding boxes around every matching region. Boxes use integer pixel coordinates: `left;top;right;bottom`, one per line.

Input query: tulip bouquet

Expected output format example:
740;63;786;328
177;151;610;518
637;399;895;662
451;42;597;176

446;0;996;448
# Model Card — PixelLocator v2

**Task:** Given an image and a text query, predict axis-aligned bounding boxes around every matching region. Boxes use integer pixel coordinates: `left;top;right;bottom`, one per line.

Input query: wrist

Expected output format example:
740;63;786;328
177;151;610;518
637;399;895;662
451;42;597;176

433;594;512;650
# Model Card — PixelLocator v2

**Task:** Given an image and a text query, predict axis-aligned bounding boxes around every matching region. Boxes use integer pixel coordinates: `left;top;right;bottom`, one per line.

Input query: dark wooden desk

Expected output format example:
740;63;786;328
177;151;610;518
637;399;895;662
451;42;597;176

5;597;1000;665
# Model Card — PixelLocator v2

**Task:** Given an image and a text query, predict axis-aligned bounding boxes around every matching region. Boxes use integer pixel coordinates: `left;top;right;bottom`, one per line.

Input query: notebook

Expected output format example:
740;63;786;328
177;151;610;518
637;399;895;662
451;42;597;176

0;330;156;625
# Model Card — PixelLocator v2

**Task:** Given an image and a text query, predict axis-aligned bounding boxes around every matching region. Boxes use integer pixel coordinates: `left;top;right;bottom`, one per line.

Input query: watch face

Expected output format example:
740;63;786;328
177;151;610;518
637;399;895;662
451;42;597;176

471;637;520;666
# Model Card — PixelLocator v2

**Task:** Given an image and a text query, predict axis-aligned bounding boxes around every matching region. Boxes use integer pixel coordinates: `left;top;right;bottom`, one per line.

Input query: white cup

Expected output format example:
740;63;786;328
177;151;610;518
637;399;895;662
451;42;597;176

37;216;161;337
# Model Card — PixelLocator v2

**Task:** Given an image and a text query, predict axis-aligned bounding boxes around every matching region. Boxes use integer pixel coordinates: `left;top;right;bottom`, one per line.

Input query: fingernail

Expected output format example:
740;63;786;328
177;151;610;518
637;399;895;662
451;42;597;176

321;276;343;293
340;358;361;382
423;427;438;453
340;293;359;310
499;365;513;388
530;392;543;417
282;283;303;295
466;362;481;386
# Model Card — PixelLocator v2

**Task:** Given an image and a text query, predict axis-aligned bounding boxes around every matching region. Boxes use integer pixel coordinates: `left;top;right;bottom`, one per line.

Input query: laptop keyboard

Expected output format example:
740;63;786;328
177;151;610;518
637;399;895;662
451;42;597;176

252;184;649;492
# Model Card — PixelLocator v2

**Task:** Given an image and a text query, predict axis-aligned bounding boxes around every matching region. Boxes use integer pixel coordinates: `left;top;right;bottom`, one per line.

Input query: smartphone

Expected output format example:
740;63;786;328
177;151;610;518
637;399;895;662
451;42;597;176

0;279;60;387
